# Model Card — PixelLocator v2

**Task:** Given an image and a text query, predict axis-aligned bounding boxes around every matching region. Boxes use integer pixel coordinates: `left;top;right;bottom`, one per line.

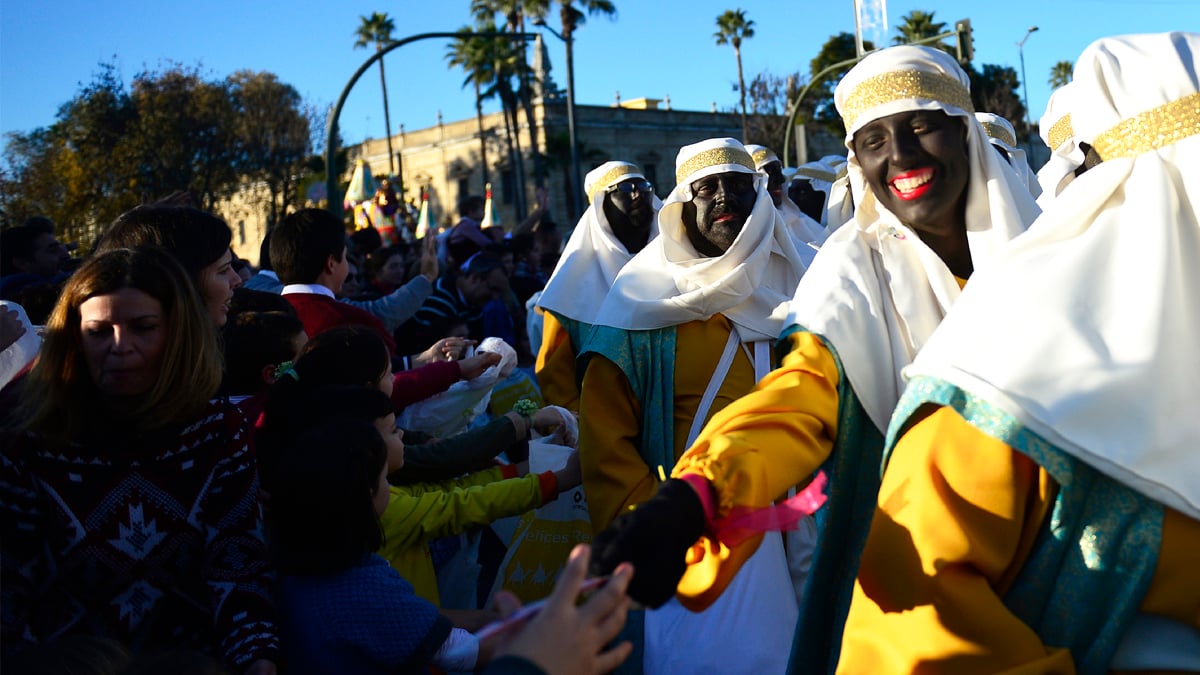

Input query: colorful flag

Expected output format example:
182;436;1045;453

343;158;377;209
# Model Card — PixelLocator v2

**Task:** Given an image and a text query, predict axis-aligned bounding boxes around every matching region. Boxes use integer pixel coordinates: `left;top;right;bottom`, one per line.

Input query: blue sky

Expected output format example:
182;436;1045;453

2;0;1196;152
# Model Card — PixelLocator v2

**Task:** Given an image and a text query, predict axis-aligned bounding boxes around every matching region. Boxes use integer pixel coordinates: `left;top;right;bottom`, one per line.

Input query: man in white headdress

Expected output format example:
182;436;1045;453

534;161;660;410
976;111;1043;197
580;138;808;674
1035;81;1085;207
745;144;826;255
587;45;1040;675
840;31;1200;673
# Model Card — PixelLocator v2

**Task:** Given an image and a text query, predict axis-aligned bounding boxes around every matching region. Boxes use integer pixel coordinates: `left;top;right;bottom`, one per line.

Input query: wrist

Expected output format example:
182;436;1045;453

678;473;717;524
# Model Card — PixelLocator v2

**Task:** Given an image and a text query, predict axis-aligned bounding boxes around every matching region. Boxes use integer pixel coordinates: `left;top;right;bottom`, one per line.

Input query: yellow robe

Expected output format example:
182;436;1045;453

838;406;1200;674
535;311;580;411
670;330;841;609
578;315;763;536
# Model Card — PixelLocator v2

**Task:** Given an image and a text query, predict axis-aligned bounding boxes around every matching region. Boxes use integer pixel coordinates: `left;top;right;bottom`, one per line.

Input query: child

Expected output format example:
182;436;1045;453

270;415;488;673
220;310;307;423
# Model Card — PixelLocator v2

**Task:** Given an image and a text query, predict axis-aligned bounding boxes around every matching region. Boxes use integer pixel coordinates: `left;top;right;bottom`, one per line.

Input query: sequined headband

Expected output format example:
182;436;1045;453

841;70;975;131
750;148;778;168
587;164;641;204
676;148;755;184
1047;113;1073;151
979;121;1017;148
1093;92;1200;161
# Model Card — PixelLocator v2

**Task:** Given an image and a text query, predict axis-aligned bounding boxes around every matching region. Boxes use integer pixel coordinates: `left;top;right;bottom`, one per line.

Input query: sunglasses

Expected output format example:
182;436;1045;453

607;179;653;195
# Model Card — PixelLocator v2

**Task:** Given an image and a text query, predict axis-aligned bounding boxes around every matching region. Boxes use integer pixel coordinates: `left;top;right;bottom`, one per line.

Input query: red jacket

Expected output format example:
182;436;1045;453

285;292;397;355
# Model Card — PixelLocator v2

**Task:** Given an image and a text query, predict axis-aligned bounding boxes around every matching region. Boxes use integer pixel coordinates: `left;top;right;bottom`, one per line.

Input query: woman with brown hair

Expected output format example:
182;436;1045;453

1;246;278;674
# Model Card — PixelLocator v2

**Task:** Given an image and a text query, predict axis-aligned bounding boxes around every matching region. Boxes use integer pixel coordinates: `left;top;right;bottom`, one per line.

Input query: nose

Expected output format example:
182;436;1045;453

889;128;923;164
227;267;243;290
110;326;135;353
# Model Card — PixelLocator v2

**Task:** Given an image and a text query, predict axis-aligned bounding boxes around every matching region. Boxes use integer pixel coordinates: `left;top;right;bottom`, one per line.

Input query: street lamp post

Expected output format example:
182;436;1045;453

1018;26;1039;152
532;17;582;220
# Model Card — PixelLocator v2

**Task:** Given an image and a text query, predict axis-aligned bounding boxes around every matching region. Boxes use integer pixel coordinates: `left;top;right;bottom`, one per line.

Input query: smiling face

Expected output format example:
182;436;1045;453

197;248;242;327
681;171;757;257
852;109;970;238
79;287;168;398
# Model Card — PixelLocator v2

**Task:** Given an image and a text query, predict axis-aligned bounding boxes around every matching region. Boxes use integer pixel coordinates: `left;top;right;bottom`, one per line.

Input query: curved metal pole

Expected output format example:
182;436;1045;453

782;30;958;167
325;31;537;219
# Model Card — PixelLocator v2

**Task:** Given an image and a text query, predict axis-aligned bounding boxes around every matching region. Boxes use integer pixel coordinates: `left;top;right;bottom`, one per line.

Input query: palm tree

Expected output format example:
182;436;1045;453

354;12;397;177
893;10;950;53
557;0;616;43
1049;60;1074;89
448;26;504;187
714;9;755;143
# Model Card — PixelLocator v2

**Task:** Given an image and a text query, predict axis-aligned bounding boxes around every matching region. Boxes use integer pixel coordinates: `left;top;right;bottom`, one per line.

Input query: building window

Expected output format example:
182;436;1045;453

643;164;657;192
500;168;515;205
237;220;246;245
457;177;470;202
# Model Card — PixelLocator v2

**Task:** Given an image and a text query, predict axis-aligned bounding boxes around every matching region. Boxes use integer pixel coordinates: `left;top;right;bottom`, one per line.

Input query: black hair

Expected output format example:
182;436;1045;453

460;251;505;278
227;286;297;317
293;324;391;388
221;311;305;397
1;226;43;276
270;208;347;285
268;414;387;575
98;205;233;284
257;229;273;271
368;244;410;279
348;226;384;258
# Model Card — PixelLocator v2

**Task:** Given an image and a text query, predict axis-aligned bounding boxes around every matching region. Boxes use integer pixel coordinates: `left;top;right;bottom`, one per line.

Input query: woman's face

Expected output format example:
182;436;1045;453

374;413;406;472
197;248;242;327
79;288;168;398
379;253;407;286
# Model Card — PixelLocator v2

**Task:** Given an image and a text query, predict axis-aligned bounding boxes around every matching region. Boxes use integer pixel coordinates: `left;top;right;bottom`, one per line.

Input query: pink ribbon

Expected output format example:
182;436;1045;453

712;471;828;548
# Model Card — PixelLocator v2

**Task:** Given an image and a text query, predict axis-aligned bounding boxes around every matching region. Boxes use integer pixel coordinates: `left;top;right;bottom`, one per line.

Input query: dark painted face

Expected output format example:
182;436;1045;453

603;178;655;253
788;179;827;223
852;109;970;237
761;160;786;207
681;171;757;257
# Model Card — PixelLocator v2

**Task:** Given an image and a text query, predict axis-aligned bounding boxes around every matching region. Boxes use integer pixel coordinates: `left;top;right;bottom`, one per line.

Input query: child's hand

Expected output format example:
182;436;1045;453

459;351;501;379
554;450;582;492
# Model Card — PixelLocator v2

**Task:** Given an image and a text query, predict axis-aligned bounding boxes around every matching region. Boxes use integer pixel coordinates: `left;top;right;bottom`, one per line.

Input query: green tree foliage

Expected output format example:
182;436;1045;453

1;63;313;248
968;63;1027;135
804;32;872;135
714;8;756;143
354;12;397;176
1049;60;1073;89
893;10;950;50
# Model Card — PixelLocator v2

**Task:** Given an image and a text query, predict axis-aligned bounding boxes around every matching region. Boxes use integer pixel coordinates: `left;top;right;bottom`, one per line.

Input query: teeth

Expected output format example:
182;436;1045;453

892;171;932;193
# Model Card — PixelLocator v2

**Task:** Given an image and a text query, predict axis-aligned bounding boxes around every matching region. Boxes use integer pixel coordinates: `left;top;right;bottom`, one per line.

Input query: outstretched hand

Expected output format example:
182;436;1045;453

492;545;634;675
589;478;707;608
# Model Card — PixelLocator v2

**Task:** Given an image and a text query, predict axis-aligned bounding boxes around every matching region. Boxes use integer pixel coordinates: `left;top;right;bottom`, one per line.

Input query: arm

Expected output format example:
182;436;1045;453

390;360;461;412
378;469;555;551
202;412;280;670
534;312;579;411
394;415;522;484
342;275;433;333
838;406;1070;674
576;355;656;534
588;331;841;609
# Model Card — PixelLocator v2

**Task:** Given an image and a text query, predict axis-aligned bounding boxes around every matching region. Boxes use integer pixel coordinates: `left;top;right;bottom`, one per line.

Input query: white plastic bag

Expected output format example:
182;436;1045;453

397;337;517;437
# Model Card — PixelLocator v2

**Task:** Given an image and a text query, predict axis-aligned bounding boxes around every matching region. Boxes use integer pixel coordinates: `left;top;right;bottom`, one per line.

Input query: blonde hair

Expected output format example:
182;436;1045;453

12;247;222;441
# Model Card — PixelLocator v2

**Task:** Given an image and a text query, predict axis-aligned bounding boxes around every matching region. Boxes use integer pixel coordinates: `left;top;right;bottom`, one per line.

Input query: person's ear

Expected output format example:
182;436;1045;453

262;364;278;385
324;254;339;275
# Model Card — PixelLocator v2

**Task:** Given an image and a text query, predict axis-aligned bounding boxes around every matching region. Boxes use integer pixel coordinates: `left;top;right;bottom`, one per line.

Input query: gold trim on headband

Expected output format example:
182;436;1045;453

979;121;1016;147
1092;93;1200;161
841;70;975;131
676;147;756;184
750;148;777;167
793;167;838;183
1047;113;1073;151
587;165;640;204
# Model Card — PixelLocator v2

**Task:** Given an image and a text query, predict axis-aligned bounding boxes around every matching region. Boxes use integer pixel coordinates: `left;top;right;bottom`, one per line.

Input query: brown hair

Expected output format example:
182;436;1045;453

13;246;222;441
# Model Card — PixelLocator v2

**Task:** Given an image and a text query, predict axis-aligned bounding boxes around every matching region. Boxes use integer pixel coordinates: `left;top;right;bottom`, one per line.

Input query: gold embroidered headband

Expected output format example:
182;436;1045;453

979;121;1017;148
587;164;641;204
1047;113;1073;151
1092;93;1200;161
676;147;756;184
841;70;975;131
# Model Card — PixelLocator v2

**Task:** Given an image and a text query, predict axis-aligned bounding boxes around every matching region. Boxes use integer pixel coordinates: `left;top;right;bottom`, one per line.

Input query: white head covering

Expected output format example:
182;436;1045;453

818;156;854;231
537;161;661;323
747;144;827;255
1035;82;1086;206
786;45;1040;431
908;32;1200;519
0;301;40;390
976;112;1042;198
592;138;808;342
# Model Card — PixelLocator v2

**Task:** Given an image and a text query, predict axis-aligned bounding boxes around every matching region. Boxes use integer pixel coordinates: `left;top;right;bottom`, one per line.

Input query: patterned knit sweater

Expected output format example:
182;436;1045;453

0;400;279;669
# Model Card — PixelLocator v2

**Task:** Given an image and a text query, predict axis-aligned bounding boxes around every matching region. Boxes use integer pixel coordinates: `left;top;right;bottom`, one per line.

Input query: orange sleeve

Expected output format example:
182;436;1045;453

577;354;657;534
534;311;580;411
837;406;1073;674
673;331;840;609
